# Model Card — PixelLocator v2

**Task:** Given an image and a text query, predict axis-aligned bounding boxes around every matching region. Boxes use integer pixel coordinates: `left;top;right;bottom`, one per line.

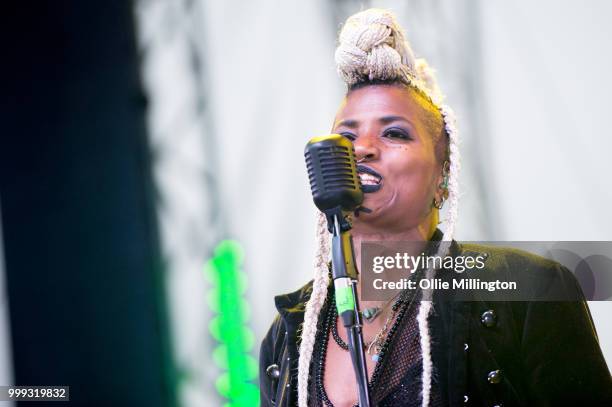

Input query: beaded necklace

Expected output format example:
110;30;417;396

315;289;416;407
331;295;403;362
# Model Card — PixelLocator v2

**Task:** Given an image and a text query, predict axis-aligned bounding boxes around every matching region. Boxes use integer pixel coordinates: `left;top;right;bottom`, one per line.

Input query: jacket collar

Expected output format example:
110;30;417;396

273;280;315;361
274;279;314;322
273;228;462;315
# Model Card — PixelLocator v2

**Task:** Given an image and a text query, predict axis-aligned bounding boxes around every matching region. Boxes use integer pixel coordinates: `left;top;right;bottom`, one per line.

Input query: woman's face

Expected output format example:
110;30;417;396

332;84;445;234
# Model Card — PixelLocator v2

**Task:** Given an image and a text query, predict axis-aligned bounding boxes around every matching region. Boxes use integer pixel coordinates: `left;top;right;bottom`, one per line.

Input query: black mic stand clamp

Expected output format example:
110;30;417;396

325;206;371;407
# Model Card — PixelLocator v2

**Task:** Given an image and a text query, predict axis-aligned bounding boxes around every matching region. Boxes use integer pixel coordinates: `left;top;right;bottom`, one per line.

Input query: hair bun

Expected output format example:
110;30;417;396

334;8;416;86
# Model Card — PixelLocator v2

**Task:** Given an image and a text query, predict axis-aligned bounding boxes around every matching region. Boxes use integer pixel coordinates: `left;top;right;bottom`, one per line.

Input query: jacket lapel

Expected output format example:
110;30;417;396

273;280;315;406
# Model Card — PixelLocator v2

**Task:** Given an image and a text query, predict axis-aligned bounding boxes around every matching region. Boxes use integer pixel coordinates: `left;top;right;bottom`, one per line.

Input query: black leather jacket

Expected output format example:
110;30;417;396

259;243;611;406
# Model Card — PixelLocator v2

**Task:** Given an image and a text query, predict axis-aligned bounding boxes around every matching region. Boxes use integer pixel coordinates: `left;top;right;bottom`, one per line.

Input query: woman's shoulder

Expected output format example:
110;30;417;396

460;242;561;268
261;279;317;362
273;278;315;313
457;242;584;301
459;242;574;277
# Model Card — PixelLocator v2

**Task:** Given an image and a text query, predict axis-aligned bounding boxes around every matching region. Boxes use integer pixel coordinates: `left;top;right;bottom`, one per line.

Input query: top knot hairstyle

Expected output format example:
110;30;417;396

297;9;460;407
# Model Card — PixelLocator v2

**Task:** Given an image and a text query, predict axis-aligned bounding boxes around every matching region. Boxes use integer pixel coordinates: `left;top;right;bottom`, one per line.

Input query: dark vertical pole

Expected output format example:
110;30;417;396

1;1;177;406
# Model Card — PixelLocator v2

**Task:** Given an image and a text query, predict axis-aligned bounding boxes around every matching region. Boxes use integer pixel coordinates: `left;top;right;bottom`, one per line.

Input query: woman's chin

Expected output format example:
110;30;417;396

352;192;408;230
356;190;389;218
353;201;383;222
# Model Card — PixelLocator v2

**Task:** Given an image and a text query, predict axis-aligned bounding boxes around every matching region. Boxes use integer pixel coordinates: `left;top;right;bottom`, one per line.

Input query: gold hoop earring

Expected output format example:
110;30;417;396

433;197;445;209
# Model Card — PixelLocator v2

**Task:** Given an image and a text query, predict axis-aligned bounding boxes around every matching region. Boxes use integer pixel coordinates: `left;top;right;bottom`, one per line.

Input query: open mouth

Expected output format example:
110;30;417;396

357;164;383;193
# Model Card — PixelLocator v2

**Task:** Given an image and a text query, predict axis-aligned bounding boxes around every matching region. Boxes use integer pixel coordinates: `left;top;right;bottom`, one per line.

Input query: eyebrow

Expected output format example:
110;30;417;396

334;115;412;129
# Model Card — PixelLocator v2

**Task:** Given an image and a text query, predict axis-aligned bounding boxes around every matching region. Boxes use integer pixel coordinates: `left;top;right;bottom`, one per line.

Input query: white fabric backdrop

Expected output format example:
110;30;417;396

136;1;611;405
479;0;612;366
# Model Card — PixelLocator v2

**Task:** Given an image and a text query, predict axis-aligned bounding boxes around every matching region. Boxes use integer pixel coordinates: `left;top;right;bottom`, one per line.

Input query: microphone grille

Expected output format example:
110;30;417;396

304;135;363;212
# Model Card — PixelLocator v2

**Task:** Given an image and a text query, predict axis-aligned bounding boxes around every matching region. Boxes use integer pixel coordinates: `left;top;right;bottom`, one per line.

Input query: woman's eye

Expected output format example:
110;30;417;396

340;132;357;142
383;128;411;140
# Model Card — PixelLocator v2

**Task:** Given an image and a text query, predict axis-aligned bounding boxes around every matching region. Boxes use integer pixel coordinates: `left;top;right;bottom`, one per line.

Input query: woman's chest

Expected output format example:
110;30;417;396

321;337;378;407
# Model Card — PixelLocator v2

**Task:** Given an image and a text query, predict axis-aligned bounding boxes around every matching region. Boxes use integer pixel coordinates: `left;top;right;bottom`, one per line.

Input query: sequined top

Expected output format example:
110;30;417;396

308;287;443;407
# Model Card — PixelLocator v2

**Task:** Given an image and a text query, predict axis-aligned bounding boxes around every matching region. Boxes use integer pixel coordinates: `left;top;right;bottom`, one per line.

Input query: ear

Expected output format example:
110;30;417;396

434;160;450;202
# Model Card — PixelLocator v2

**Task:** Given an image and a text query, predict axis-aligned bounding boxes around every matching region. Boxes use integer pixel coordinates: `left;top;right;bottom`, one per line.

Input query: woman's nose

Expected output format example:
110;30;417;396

354;135;380;162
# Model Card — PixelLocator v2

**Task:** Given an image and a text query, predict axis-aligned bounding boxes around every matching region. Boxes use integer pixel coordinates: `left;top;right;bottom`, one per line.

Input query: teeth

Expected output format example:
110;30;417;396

359;173;380;185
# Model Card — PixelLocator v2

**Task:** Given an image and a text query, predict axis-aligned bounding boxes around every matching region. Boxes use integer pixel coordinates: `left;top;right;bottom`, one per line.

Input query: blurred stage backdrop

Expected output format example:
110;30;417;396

2;0;611;405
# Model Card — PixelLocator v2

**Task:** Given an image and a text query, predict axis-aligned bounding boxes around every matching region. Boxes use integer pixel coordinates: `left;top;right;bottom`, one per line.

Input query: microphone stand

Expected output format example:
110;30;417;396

326;207;371;407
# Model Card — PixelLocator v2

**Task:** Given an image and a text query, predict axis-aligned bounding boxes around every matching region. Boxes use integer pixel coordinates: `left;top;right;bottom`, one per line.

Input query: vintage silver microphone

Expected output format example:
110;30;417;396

304;134;371;407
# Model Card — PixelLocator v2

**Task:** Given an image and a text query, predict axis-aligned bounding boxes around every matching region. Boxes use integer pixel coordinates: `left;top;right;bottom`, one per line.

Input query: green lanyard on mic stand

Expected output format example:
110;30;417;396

330;211;371;407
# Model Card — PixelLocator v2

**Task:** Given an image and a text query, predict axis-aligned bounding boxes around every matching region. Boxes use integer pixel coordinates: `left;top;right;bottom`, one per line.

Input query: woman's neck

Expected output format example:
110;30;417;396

351;210;439;271
350;212;439;308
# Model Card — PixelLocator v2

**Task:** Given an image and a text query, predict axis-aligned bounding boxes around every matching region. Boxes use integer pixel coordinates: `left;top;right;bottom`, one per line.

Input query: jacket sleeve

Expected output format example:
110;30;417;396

520;266;611;405
259;313;283;407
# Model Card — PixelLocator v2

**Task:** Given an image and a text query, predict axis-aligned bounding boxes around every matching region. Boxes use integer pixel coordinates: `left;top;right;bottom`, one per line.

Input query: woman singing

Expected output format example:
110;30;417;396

259;8;610;407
